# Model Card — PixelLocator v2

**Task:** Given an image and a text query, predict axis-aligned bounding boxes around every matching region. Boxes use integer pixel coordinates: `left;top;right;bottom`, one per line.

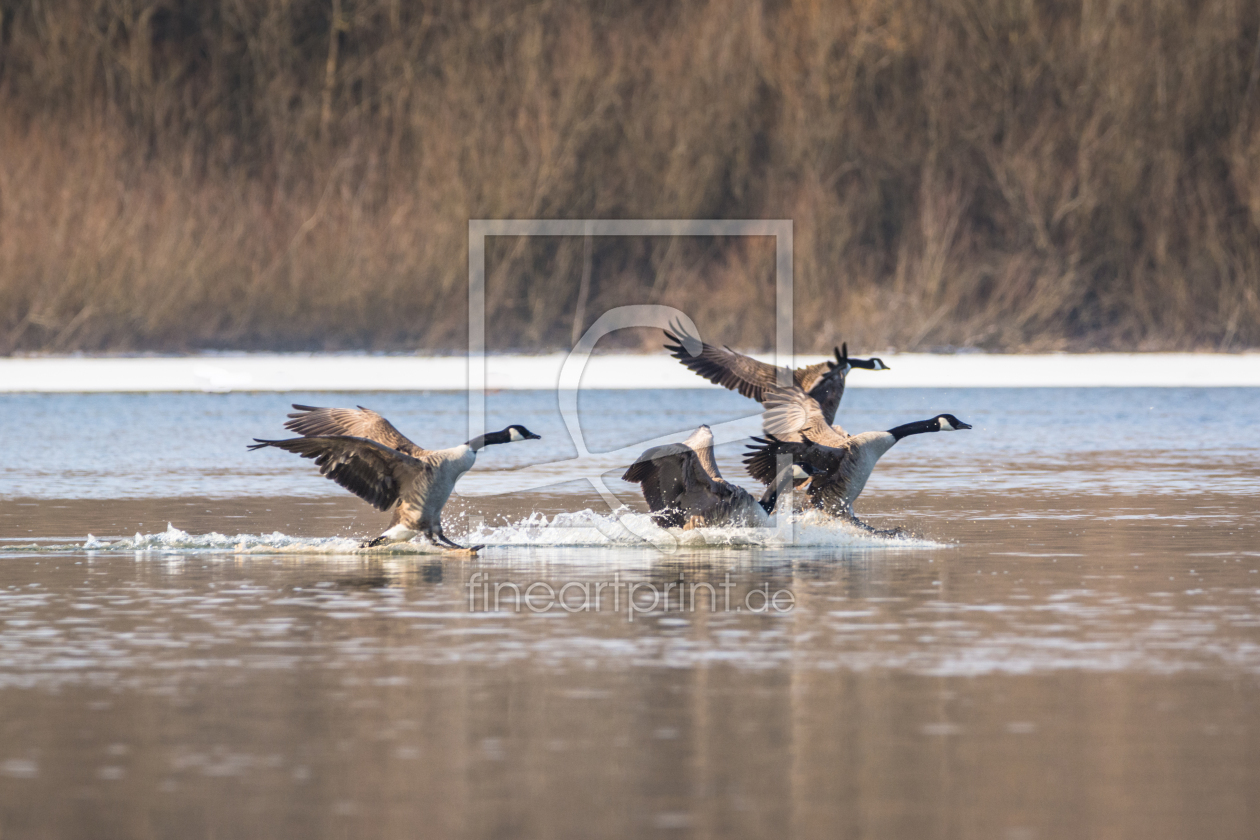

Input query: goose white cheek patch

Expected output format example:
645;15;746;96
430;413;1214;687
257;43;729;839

938;417;954;431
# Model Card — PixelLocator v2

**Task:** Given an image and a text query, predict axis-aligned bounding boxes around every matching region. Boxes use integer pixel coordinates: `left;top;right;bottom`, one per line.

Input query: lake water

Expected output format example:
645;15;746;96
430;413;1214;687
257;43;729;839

2;387;1259;839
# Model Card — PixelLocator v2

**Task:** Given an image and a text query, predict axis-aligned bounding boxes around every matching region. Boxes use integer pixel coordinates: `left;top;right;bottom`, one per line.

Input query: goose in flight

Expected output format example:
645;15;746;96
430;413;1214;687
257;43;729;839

622;424;815;529
250;404;540;550
663;320;888;425
744;386;970;530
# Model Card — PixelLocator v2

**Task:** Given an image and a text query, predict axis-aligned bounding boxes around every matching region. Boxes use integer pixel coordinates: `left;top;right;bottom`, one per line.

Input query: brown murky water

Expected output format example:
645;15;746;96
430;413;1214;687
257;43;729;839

2;388;1259;838
2;486;1259;840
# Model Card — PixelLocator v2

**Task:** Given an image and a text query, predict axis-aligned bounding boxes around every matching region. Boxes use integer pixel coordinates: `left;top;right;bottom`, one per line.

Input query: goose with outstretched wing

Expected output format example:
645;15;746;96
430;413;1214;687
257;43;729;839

744;387;970;530
623;424;814;529
663;320;888;425
250;405;540;550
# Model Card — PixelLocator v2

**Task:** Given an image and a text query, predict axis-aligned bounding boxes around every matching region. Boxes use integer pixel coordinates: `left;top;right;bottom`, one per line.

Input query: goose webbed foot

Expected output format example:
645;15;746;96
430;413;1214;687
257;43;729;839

835;507;873;531
361;535;390;548
866;524;911;538
439;536;486;554
428;529;484;553
838;509;879;532
839;509;909;538
683;515;706;531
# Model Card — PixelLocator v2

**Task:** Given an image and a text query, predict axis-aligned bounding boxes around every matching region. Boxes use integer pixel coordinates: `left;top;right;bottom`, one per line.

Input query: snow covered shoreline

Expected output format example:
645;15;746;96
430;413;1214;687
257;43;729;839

1;352;1257;392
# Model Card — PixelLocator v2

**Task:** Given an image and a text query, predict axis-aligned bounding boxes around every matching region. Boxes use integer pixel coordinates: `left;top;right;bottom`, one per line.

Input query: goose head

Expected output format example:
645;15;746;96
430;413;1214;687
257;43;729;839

827;342;890;374
935;414;972;431
506;424;542;442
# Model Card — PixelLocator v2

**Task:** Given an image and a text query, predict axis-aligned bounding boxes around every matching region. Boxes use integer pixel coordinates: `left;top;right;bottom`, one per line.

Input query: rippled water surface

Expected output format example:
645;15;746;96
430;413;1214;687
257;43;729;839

1;388;1259;839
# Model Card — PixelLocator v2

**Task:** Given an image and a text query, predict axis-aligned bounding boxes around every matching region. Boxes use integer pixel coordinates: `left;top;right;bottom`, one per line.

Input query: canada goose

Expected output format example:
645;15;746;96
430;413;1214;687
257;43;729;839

249;404;540;550
744;386;970;530
663;320;888;425
622;424;815;529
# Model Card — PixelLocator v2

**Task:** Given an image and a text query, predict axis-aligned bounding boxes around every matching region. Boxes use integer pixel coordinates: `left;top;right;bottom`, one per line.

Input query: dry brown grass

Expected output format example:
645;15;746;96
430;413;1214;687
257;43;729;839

1;0;1258;353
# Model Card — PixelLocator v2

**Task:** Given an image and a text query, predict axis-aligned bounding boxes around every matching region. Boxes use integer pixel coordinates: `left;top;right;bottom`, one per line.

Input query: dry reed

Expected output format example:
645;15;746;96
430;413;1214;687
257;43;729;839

1;0;1258;353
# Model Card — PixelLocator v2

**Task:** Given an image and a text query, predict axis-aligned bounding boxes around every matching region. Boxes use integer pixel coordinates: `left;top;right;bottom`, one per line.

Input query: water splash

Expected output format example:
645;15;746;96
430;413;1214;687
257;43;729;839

9;512;941;556
469;508;940;550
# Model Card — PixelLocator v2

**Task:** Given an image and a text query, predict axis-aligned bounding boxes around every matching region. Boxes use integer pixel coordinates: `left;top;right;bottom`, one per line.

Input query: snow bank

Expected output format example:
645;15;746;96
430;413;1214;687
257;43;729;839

0;351;1257;392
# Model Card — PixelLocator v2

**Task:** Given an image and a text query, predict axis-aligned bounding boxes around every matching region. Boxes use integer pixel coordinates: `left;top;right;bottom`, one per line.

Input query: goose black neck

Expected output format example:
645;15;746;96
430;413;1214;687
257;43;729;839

757;489;777;515
467;429;512;451
888;418;940;441
758;465;800;514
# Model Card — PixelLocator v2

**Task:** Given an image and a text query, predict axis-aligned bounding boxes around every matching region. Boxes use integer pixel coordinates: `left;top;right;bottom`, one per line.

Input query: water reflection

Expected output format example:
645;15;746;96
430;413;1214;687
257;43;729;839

0;491;1257;838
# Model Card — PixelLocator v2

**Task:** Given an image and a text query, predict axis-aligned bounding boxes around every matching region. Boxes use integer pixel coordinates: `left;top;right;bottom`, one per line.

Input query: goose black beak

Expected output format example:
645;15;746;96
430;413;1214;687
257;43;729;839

526;432;542;440
957;422;972;430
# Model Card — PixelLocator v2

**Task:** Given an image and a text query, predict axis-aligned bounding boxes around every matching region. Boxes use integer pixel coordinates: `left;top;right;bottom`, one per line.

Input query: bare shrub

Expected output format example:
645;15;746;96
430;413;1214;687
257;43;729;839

1;0;1257;353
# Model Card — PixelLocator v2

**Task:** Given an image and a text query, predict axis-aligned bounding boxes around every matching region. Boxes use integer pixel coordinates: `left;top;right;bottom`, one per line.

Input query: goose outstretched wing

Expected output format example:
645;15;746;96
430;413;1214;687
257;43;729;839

663;322;849;423
746;386;851;497
663;322;810;401
623;441;723;527
249;435;429;511
761;386;850;446
283;405;429;457
743;435;856;512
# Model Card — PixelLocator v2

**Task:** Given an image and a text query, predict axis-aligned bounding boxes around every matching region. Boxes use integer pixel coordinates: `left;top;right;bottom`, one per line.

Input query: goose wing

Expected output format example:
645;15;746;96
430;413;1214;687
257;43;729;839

249;435;429;511
664;323;799;403
800;446;864;513
622;441;722;526
665;324;852;423
743;435;823;485
794;360;835;393
746;386;844;486
743;435;857;512
761;386;850;446
283;405;428;457
804;367;847;426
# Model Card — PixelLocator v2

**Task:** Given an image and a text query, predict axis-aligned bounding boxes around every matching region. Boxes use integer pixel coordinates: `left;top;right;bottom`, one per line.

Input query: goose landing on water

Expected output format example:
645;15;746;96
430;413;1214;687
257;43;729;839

744;387;970;533
622;425;815;529
663;320;888;425
249;405;540;551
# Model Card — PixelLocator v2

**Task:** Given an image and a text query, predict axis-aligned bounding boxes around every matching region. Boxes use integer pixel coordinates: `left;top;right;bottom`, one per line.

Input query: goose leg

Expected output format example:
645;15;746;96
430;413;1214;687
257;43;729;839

421;526;448;548
441;533;487;554
683;515;706;531
840;510;877;532
841;508;909;538
428;527;484;553
438;532;466;549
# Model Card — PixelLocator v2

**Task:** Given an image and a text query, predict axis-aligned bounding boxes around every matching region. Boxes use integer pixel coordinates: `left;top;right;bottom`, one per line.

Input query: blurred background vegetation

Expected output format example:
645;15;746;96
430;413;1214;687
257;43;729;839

1;0;1258;353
